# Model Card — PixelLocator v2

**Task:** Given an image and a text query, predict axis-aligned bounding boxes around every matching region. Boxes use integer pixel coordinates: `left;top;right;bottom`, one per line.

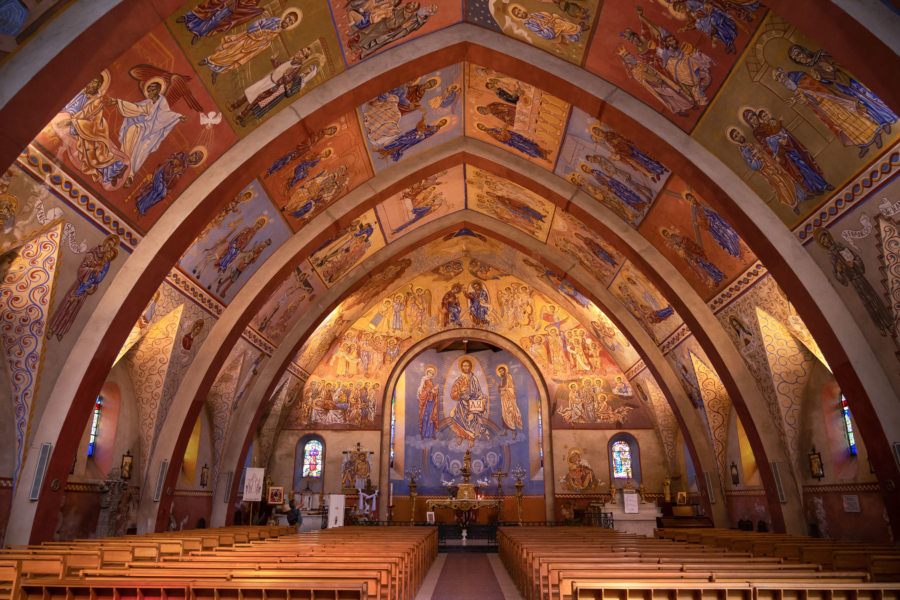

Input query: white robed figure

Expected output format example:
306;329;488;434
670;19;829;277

114;65;206;186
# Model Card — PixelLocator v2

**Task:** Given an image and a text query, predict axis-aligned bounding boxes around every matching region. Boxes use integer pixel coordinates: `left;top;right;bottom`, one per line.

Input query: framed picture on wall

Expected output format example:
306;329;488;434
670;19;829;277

267;486;284;505
426;511;435;524
676;491;687;505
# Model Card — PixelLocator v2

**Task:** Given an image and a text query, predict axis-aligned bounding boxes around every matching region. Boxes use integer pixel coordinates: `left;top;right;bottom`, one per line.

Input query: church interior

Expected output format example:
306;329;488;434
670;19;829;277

0;0;899;595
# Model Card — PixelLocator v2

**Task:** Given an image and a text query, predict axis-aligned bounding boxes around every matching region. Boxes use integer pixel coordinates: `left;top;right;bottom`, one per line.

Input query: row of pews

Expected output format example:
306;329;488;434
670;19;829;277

655;528;900;582
498;526;900;600
1;525;437;600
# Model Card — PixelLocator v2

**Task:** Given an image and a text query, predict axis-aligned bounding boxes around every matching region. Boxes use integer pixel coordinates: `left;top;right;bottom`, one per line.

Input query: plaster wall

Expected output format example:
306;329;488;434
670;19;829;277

268;429;383;496
552;429;667;493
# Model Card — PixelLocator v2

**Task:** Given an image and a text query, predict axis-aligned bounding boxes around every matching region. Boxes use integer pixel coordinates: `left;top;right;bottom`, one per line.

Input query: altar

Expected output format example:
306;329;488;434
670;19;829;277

425;498;501;512
605;489;662;537
424;449;502;522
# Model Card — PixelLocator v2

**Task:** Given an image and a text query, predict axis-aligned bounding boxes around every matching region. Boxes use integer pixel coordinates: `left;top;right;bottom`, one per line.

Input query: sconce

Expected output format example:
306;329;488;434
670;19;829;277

730;461;739;485
120;450;133;481
200;463;209;488
808;446;824;480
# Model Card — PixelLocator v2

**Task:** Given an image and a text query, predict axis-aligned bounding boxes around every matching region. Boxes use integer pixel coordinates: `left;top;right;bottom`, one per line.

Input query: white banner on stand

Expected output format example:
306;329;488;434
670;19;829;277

243;468;265;502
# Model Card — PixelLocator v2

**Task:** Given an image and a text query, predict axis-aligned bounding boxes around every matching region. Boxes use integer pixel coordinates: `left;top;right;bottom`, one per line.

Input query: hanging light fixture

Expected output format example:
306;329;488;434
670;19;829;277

200;463;209;488
730;461;739;485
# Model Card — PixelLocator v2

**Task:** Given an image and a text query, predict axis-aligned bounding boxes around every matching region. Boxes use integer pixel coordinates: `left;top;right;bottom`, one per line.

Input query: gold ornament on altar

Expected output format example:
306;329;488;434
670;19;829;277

456;448;477;500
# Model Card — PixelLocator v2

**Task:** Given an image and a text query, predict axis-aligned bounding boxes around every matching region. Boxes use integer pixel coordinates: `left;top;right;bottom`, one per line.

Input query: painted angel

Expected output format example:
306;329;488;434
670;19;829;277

114;64;204;187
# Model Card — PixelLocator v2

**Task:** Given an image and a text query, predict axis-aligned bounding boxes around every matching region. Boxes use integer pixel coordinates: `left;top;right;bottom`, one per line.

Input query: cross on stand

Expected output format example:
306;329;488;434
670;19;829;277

492;469;508;495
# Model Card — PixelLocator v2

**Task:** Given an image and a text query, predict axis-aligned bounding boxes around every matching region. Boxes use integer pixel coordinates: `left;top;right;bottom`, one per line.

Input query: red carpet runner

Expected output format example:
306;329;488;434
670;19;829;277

431;553;506;600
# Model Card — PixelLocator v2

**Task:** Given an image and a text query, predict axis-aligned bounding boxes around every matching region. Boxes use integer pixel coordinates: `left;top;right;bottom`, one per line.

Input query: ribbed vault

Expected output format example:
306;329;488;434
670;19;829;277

0;0;897;544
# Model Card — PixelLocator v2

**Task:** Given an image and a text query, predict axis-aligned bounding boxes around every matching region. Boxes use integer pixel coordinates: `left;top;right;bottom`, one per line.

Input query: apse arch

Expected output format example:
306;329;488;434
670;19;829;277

130;184;799;534
379;328;555;521
6;29;898;543
206;211;731;527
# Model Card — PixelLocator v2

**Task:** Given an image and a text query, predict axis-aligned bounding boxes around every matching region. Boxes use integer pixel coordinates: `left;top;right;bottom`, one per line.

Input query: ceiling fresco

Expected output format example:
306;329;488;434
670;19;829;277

1;0;898;538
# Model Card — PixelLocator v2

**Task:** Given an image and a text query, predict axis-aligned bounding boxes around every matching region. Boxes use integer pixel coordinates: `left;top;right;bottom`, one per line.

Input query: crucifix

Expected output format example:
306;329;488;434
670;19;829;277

492;469;508;495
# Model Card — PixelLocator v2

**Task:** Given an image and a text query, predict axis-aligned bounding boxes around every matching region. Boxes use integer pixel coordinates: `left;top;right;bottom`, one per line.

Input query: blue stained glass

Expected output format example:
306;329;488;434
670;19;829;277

841;396;857;455
389;391;396;468
303;440;323;477
612;441;632;479
87;397;101;457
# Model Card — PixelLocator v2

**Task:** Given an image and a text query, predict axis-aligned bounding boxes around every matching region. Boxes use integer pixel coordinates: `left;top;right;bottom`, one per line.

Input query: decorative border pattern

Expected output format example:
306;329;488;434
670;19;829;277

625;360;646;380
21;146;142;249
287;362;308;380
174;489;214;497
242;327;274;356
166;270;224;316
659;324;690;355
725;487;767;496
0;478;12;488
64;482;105;492
709;262;767;314
803;482;881;493
794;145;900;244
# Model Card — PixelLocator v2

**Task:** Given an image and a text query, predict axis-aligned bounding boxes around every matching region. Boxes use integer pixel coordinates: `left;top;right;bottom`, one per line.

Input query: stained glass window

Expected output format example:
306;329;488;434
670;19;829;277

611;440;632;479
303;440;323;478
389;390;396;469
87;397;101;456
841;395;857;455
537;406;544;467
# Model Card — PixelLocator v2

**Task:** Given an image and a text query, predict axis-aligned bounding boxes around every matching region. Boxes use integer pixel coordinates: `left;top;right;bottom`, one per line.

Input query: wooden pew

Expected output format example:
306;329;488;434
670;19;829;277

499;527;894;600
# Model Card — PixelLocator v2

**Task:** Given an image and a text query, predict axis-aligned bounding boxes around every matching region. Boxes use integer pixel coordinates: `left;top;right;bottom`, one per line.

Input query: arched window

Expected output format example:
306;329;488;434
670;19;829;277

840;395;857;455
303;439;323;477
294;435;325;493
608;433;642;483
87;396;102;457
611;441;632;479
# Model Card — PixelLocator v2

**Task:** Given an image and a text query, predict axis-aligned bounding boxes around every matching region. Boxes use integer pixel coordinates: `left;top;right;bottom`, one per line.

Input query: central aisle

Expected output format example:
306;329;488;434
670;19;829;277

415;553;523;600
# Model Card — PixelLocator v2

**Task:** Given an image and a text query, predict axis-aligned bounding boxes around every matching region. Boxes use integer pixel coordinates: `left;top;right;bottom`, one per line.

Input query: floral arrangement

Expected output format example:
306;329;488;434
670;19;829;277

441;478;458;497
476;478;491;488
511;464;527;482
404;467;422;484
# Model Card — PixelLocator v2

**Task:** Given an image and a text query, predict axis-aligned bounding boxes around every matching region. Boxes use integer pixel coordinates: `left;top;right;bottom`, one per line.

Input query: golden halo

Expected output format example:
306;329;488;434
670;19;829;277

423;76;441;90
737;105;758;123
143;76;168;97
425;365;437;377
495;364;509;375
508;3;528;18
320;147;334;158
188;145;208;167
725;126;744;144
254;215;268;228
280;7;303;30
97;70;111;95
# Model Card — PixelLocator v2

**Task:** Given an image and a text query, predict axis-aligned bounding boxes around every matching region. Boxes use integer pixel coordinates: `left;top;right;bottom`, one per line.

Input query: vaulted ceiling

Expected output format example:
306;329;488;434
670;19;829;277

0;0;898;543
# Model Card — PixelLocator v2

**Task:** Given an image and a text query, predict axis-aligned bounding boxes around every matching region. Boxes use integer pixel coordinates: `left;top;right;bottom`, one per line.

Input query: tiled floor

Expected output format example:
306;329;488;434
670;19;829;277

415;552;524;600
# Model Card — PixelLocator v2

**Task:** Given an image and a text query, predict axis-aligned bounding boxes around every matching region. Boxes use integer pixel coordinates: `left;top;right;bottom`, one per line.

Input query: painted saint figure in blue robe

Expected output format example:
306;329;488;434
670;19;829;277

788;45;896;133
661;227;725;288
48;235;119;341
417;366;439;439
177;0;264;44
376;116;448;162
134;149;205;216
465;281;491;326
685;192;741;258
476;122;551;161
580;163;647;211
